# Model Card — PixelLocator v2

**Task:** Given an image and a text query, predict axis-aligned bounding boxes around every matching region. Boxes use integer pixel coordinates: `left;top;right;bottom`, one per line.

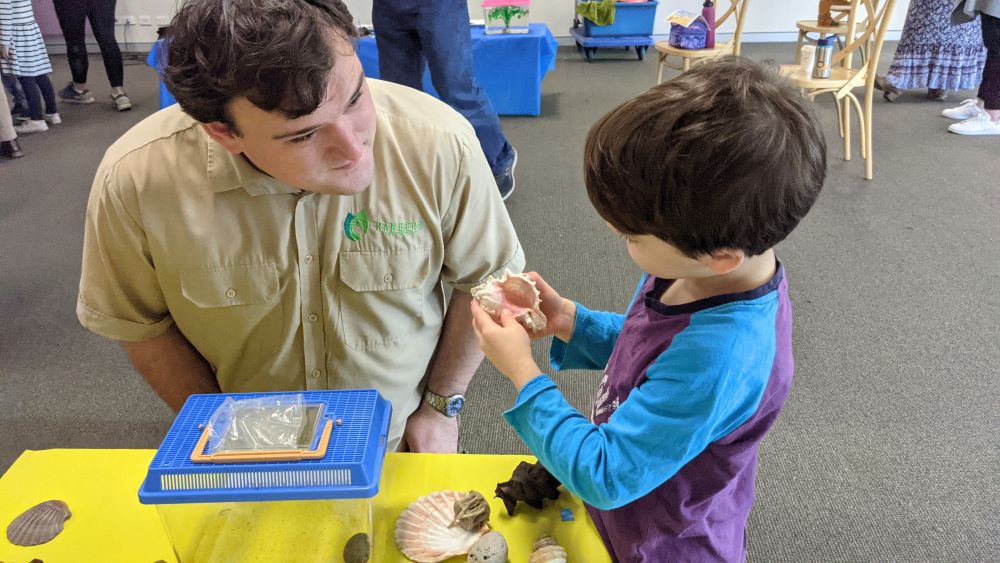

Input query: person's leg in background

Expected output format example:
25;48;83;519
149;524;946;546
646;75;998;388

417;0;517;199
52;0;96;104
372;0;428;91
88;0;130;110
2;74;29;122
948;13;1000;135
14;76;49;134
35;75;61;124
0;77;24;159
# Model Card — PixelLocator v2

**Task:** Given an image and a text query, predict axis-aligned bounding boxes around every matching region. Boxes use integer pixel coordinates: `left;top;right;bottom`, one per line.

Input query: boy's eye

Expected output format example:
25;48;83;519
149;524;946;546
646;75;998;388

348;90;363;107
289;131;317;144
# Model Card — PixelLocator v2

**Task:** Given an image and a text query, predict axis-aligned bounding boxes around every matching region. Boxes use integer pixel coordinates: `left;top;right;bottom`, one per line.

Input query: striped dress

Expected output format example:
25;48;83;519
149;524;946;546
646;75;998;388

0;0;53;77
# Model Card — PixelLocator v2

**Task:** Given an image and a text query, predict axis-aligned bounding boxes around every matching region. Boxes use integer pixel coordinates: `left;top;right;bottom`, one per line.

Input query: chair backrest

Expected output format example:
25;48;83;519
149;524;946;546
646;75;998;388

832;0;895;94
714;0;750;56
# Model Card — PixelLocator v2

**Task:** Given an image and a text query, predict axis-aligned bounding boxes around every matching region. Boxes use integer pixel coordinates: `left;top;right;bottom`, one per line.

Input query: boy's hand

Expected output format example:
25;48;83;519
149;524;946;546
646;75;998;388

471;301;542;391
523;272;577;343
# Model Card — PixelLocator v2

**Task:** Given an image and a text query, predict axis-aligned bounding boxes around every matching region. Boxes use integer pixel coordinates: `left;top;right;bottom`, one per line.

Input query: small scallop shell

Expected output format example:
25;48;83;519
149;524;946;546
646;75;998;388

6;500;71;546
395;490;489;562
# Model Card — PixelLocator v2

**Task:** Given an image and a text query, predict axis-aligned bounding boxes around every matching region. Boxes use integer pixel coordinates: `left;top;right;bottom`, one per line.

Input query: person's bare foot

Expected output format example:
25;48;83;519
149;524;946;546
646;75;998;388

875;76;901;102
927;88;948;102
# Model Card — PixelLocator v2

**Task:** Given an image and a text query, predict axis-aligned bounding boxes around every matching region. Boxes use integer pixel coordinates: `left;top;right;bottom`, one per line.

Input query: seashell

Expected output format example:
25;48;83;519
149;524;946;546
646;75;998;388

6;500;71;546
343;532;370;563
467;531;507;562
450;491;490;532
528;536;567;563
472;269;547;333
395;490;489;562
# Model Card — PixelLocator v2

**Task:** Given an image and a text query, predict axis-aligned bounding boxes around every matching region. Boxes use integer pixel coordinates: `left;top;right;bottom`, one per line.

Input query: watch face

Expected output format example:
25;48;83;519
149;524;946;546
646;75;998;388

446;396;465;417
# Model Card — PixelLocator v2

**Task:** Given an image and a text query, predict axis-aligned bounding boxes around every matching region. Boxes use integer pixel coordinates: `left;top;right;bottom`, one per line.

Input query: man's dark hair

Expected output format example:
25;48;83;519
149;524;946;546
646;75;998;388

164;0;357;128
584;56;826;258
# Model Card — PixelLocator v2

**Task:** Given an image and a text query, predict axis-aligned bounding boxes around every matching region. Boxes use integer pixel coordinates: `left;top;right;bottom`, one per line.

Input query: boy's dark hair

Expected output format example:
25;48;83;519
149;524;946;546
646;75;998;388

164;0;357;129
584;56;826;258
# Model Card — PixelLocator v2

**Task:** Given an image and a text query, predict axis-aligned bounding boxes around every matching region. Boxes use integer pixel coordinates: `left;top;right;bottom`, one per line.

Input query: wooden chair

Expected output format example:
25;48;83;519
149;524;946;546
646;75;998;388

655;0;750;84
779;0;895;180
794;3;856;63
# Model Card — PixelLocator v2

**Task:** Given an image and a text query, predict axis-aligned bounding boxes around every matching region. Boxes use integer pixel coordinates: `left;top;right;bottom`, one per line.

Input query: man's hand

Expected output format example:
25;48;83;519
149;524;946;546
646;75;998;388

400;403;459;453
522;272;577;342
471;301;542;391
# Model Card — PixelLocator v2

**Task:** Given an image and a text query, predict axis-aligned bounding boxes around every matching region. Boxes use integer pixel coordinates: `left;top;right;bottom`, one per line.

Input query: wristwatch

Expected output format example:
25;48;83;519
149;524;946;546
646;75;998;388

422;388;465;418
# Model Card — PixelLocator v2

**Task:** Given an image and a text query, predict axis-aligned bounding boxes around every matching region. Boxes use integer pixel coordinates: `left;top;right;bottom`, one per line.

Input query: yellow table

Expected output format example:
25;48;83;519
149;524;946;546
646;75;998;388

0;449;610;562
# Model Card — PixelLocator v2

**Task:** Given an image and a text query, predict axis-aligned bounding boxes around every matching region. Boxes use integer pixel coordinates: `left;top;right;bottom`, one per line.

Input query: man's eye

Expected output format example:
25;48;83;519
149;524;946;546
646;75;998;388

290;131;317;144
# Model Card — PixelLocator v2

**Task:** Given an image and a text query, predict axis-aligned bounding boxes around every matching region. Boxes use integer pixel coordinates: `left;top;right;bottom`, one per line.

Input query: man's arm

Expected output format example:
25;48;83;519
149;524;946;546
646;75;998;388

401;290;483;453
120;324;220;412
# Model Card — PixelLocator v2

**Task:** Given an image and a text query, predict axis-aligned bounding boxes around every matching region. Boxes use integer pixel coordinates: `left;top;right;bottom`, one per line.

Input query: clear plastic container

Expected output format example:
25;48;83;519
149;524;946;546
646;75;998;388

482;0;531;34
154;498;372;562
139;390;390;563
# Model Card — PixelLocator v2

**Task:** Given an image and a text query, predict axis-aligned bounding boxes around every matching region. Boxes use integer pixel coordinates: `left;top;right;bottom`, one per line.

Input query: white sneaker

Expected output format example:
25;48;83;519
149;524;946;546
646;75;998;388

948;111;1000;136
942;99;983;120
14;119;48;134
44;112;62;125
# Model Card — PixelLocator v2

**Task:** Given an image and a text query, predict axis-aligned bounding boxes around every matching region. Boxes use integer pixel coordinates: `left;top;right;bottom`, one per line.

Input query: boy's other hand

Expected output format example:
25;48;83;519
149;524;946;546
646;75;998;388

471;301;542;391
523;272;577;343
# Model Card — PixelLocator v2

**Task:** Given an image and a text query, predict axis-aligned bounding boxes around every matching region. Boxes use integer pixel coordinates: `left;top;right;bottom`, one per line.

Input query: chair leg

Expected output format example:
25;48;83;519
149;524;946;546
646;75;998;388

657;55;665;84
833;92;845;139
795;30;805;64
683;57;691;72
864;93;874;180
847;94;867;160
842;97;851;162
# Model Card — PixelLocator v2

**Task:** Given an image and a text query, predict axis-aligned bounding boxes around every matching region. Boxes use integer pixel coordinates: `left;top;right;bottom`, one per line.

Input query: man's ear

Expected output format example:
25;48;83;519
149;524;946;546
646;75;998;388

706;249;745;275
202;122;243;155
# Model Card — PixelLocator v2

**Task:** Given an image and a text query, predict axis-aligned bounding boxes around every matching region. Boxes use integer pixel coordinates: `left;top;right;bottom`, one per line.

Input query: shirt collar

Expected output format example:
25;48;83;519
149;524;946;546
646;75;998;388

205;138;301;196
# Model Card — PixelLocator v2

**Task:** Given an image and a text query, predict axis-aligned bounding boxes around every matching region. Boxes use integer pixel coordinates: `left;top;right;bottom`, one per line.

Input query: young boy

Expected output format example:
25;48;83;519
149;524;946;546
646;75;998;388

471;57;826;562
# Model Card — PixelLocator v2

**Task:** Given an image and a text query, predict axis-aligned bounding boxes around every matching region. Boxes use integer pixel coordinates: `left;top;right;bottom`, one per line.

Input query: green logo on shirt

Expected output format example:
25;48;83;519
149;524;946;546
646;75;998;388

344;210;370;241
345;210;425;241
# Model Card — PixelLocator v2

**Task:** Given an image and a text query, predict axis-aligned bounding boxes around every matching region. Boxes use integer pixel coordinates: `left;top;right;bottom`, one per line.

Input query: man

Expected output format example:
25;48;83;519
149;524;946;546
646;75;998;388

373;0;519;199
76;0;524;452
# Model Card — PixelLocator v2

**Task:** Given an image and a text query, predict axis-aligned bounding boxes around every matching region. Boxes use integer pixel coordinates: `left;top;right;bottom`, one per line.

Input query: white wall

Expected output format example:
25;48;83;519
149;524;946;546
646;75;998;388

42;0;911;49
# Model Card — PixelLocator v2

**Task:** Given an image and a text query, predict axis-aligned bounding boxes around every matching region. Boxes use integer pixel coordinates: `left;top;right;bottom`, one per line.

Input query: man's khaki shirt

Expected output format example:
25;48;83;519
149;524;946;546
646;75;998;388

78;79;525;446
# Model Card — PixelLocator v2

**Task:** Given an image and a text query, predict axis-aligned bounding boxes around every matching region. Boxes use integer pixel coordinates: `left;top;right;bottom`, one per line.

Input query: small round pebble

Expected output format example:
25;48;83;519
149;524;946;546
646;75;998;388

468;531;508;562
343;532;370;563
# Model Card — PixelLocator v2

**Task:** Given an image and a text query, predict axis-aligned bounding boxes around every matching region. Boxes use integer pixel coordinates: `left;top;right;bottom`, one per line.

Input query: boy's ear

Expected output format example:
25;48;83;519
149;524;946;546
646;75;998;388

202;122;244;155
706;249;745;275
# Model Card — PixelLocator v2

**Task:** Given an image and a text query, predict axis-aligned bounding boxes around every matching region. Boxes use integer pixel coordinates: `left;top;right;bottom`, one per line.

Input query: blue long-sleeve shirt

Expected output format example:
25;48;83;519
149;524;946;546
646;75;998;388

503;267;793;562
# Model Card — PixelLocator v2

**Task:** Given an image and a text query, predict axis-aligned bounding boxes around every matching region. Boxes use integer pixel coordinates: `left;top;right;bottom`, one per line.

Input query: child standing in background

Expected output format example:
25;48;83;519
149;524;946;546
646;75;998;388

1;0;60;134
472;58;826;561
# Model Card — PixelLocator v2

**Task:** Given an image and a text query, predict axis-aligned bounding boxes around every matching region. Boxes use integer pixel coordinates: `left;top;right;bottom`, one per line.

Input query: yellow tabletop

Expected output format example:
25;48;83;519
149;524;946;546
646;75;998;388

0;449;611;562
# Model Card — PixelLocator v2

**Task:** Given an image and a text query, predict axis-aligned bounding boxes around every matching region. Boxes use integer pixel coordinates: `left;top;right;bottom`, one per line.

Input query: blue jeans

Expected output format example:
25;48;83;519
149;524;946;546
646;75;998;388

2;73;29;118
372;0;514;176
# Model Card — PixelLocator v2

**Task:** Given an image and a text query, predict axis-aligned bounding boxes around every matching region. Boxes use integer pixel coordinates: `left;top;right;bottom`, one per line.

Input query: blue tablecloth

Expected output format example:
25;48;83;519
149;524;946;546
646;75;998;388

356;23;558;116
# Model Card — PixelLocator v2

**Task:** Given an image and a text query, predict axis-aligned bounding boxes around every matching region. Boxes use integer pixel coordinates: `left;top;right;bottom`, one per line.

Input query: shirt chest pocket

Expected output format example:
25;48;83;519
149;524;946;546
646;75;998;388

177;264;284;360
337;249;429;350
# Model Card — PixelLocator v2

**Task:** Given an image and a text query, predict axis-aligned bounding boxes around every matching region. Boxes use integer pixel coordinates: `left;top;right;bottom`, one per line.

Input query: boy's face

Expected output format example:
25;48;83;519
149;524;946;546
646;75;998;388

608;224;743;280
204;50;377;196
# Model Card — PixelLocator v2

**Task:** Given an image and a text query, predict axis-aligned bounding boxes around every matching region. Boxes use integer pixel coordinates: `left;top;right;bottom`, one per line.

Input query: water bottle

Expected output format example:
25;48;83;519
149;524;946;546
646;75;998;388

702;0;716;49
813;37;834;79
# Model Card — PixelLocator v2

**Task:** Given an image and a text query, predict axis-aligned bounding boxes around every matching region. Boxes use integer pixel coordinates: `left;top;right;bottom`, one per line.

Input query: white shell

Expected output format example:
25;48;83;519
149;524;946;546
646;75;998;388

6;500;71;546
471;269;547;333
528;536;568;563
395;490;489;562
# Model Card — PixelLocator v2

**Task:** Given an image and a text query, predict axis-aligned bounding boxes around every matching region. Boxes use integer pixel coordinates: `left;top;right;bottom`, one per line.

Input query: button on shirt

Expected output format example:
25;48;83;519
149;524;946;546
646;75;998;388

77;79;525;447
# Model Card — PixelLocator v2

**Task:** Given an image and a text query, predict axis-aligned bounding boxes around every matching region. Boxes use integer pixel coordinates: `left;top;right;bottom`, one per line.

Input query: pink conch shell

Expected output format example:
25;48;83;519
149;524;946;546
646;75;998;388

395;490;489;562
471;269;547;333
6;500;71;546
528;536;568;563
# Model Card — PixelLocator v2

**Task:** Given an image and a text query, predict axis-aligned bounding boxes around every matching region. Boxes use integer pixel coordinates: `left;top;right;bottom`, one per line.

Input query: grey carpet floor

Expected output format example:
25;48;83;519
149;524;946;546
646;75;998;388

1;44;998;562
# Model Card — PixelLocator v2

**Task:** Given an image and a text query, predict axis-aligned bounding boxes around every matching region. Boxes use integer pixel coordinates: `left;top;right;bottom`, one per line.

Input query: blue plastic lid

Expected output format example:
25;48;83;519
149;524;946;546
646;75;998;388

138;389;392;505
818;37;836;47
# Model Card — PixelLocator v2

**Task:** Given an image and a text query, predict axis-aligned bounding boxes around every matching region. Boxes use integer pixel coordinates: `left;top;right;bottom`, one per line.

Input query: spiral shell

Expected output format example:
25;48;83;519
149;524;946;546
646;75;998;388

395;490;489;562
472;269;547;333
528;536;568;563
6;500;71;546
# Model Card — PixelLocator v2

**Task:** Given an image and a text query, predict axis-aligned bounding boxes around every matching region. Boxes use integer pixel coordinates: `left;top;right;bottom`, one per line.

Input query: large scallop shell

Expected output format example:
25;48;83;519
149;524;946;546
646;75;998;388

472;269;547;333
6;500;71;546
395;490;489;562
